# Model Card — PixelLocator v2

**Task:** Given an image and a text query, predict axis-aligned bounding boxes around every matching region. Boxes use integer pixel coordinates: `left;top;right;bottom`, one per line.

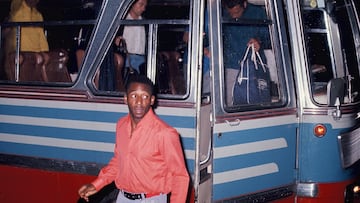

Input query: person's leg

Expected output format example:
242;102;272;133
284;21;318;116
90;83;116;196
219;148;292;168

125;54;145;73
114;53;125;91
38;52;50;82
116;191;141;203
141;194;167;203
75;49;85;71
225;68;238;106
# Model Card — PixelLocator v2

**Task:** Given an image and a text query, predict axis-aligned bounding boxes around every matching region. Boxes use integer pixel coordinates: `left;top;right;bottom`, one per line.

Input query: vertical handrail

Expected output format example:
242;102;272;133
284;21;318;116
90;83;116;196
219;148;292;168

15;25;21;82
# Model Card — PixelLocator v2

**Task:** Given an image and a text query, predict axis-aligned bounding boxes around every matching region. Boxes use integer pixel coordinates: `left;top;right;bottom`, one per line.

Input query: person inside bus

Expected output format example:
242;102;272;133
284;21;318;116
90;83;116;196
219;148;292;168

96;0;147;91
222;0;271;104
4;0;49;81
78;75;190;203
119;0;147;74
182;7;211;94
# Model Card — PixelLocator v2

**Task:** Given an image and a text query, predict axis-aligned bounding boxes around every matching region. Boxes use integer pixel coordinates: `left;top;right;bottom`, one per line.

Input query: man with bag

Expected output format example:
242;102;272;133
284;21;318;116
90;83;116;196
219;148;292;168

222;0;271;105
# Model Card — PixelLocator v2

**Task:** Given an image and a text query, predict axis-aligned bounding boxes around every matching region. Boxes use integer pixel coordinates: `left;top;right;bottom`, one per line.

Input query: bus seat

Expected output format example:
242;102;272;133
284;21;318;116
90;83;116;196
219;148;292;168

114;53;125;91
5;52;45;82
157;51;186;95
43;49;71;82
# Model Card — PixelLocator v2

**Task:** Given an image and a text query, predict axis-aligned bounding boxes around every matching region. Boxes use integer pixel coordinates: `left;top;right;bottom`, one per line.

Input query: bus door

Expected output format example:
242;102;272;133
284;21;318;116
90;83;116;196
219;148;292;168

208;0;298;201
187;0;214;202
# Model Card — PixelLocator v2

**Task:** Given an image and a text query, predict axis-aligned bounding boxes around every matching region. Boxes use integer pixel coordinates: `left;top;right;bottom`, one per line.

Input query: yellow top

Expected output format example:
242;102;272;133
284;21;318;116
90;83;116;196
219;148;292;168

7;0;49;53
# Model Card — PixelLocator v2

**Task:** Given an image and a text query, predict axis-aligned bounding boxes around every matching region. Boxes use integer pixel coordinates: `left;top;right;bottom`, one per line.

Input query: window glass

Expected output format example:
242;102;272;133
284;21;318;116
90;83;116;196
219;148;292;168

302;0;360;105
221;0;283;111
93;0;190;97
0;0;101;84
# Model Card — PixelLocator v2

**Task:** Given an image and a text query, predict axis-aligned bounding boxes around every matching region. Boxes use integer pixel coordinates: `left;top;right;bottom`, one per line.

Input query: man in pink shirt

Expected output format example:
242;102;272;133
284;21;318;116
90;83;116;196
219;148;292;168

78;75;190;202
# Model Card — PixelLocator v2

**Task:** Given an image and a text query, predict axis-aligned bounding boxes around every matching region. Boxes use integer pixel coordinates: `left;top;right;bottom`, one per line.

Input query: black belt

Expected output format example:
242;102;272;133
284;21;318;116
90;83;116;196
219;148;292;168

121;190;159;200
122;191;143;200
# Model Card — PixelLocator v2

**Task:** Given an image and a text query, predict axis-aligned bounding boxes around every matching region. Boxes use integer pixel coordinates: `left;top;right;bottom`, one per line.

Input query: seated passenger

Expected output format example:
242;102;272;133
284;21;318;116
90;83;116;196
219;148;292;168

120;0;147;74
96;0;147;91
4;0;49;81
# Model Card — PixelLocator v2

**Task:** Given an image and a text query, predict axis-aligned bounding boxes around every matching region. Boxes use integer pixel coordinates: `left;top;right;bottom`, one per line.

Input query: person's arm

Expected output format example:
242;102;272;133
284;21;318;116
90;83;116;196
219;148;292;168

78;120;123;200
163;128;190;202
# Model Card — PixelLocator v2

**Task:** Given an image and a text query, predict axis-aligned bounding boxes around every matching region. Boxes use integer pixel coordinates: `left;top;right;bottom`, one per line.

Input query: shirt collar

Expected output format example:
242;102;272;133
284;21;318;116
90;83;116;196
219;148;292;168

127;108;155;130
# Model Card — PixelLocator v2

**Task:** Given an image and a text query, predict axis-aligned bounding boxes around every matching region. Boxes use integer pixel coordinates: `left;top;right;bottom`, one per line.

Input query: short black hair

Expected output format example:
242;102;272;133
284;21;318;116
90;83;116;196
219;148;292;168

223;0;246;8
125;74;154;95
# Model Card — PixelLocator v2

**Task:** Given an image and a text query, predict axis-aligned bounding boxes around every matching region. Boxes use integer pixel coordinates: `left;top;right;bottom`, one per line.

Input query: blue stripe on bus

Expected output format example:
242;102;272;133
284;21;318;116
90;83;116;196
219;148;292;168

0;123;116;143
0;104;196;129
159;115;196;129
213;124;295;147
0;104;122;122
0;123;194;152
213;148;294;174
0;141;113;164
0;141;195;174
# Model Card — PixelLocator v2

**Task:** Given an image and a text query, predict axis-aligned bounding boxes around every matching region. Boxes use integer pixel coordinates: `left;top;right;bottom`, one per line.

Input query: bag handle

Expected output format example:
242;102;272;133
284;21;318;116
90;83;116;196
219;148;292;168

237;44;267;85
248;43;267;73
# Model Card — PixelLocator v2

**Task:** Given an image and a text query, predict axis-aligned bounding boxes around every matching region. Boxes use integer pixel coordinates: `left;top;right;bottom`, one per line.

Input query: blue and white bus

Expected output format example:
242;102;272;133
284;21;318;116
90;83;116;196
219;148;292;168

0;0;360;202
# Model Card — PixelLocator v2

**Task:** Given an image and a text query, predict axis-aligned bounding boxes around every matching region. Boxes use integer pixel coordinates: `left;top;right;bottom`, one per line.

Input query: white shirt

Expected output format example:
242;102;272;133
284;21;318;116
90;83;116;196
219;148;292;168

122;14;146;55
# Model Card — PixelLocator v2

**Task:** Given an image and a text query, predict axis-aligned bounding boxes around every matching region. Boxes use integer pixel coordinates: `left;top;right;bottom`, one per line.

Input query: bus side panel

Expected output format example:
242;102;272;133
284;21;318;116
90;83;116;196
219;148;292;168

0;164;95;203
0;97;197;201
298;118;359;182
297;114;360;202
212;115;297;201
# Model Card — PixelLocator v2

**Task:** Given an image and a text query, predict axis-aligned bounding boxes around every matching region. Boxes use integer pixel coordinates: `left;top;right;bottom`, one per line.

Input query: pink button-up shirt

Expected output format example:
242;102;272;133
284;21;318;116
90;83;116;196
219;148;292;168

92;109;189;202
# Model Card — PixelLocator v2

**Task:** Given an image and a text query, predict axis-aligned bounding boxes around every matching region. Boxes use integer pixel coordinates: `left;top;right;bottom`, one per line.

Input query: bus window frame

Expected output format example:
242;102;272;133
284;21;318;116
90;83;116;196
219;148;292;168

90;18;191;100
215;0;290;114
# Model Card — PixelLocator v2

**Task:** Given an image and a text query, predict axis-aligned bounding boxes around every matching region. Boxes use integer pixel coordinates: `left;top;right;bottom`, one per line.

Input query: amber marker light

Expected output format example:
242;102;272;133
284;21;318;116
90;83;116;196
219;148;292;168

354;185;360;193
314;124;326;137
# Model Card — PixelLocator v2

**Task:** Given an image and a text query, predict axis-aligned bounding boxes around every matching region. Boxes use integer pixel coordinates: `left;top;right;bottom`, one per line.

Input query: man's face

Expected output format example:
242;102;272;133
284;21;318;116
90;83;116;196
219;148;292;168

131;0;147;18
124;82;155;124
226;4;245;19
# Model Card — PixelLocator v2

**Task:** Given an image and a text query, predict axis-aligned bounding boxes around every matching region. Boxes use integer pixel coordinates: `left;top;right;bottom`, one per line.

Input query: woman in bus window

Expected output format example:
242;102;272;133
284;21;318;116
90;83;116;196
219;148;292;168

5;0;49;81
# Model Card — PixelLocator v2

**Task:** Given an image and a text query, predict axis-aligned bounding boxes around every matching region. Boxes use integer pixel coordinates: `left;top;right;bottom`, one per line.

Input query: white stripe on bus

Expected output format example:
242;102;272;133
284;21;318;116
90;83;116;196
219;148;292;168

0;115;195;138
214;138;288;159
213;163;279;185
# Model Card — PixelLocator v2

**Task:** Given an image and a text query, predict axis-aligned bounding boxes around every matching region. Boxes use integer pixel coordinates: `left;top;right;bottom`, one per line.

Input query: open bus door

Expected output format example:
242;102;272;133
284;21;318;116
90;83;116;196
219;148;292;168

207;0;298;201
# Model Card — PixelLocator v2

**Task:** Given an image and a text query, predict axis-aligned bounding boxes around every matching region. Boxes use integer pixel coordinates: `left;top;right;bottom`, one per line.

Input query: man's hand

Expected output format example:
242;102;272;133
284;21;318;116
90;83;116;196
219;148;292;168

248;38;261;52
78;183;97;202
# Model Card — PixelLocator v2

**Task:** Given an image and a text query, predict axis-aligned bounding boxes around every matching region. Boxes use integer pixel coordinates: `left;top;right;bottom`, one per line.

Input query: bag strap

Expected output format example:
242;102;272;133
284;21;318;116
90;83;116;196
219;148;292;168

240;44;252;66
249;43;267;73
120;39;135;72
255;50;267;73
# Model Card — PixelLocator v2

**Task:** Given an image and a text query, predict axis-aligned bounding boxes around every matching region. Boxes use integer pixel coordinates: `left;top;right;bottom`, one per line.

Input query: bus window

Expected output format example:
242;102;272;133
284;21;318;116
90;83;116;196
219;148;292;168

302;0;360;105
0;0;102;84
221;0;283;111
156;24;187;95
93;0;190;97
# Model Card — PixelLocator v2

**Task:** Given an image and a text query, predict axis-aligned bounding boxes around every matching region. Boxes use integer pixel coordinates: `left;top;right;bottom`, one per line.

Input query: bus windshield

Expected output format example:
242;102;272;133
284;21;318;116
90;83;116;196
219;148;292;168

302;0;360;105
